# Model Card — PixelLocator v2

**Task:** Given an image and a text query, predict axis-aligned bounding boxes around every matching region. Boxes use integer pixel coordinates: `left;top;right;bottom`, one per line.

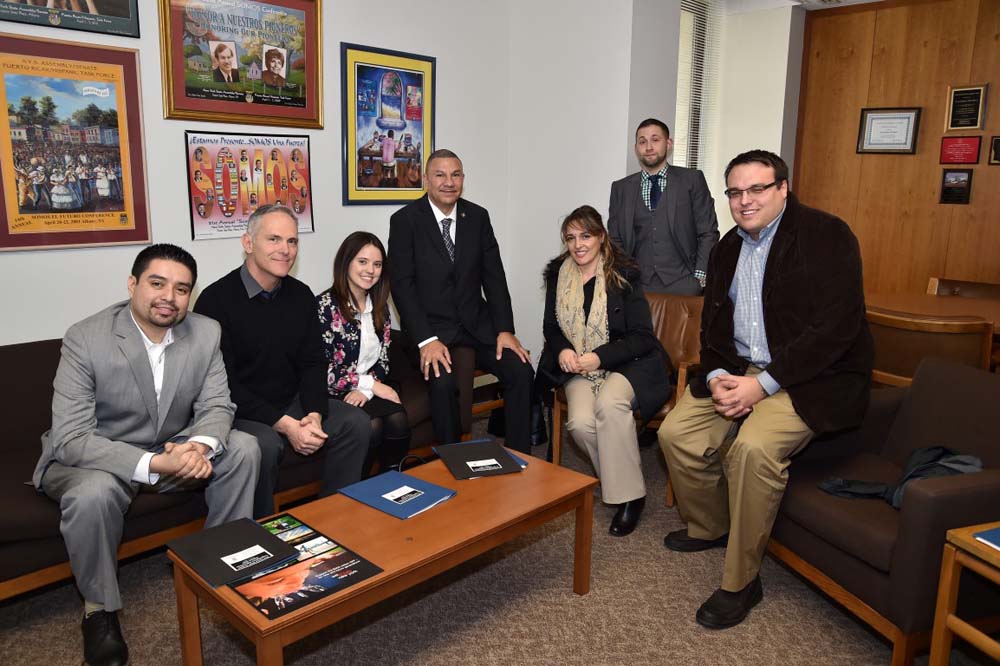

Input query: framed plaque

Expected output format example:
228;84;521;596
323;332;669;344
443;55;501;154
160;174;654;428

945;84;988;131
940;169;973;205
158;0;322;128
989;137;1000;166
857;107;921;154
939;136;981;164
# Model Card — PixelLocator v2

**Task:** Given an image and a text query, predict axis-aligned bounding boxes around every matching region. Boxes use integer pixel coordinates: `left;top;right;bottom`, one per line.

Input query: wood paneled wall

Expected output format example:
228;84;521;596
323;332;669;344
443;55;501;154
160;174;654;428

795;0;1000;294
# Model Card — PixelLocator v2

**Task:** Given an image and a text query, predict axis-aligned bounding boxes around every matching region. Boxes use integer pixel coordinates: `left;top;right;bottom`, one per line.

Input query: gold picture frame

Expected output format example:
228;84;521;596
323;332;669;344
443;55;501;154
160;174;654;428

158;0;322;128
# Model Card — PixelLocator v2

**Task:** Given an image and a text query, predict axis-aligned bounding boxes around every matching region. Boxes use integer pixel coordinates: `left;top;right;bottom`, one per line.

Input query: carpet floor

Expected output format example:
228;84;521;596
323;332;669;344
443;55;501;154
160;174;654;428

1;419;993;665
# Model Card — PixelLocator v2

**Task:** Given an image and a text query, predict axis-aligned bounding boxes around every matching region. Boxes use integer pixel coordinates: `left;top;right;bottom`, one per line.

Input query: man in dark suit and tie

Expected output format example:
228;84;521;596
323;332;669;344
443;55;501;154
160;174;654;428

388;149;534;452
608;118;719;295
34;244;259;666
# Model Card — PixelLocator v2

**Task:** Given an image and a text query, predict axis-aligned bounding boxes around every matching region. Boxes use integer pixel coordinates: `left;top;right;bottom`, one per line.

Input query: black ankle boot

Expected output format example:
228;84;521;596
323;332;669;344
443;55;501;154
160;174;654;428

609;497;645;536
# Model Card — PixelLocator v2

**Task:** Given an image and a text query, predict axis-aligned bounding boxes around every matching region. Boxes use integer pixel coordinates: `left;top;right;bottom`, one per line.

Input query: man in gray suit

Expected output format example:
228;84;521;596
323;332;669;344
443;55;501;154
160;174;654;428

34;244;259;666
608;118;720;295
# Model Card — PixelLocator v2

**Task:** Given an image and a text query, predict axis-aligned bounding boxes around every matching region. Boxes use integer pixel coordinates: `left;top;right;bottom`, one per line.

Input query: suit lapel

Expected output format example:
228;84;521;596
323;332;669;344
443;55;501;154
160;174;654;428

419;196;454;265
452;200;470;268
762;197;798;298
114;307;158;427
663;168;679;227
156;320;190;434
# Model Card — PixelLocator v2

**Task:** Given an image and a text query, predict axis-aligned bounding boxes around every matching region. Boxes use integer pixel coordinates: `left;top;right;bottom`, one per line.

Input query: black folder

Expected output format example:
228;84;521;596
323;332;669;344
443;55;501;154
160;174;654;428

434;439;524;480
167;518;298;587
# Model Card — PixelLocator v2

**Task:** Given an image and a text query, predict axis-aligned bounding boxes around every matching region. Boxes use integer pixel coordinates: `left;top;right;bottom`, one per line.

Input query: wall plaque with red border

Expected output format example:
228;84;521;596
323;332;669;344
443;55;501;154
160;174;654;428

939;136;981;165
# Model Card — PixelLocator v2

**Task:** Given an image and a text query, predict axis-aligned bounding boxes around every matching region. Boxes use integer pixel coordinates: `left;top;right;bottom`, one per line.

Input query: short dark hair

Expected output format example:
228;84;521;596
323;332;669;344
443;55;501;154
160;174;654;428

724;149;789;184
635;118;670;139
131;244;198;285
425;148;461;173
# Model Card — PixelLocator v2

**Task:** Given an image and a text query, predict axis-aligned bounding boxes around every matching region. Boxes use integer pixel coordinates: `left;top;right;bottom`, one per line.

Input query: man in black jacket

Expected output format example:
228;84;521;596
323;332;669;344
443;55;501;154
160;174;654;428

195;204;370;517
388;149;534;452
658;150;873;629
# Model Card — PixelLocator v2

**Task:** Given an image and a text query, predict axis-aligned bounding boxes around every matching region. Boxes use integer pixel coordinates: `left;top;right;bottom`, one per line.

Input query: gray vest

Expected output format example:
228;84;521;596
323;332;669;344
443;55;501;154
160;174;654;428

632;188;690;288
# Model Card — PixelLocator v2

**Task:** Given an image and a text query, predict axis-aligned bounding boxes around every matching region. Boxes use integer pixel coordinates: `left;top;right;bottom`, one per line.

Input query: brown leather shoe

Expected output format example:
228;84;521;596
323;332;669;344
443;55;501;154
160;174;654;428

662;529;728;552
695;576;763;629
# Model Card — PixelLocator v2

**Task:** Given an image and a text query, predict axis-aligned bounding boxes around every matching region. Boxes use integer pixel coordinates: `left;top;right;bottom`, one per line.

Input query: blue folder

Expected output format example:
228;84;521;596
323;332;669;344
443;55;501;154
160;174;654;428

974;525;1000;553
339;470;456;520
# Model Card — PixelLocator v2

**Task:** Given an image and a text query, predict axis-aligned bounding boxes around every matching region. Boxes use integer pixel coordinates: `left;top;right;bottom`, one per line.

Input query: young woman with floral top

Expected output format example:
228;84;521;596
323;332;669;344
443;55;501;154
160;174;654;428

317;232;409;474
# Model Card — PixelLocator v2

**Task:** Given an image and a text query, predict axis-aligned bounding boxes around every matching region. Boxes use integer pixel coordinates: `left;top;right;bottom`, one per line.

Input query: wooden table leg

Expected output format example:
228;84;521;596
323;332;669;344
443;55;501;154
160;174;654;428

929;543;961;665
573;489;593;595
255;634;283;666
172;566;204;666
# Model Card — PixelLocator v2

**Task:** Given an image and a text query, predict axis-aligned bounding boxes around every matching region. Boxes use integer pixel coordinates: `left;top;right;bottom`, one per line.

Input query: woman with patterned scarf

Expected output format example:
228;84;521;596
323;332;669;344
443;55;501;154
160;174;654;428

539;205;672;536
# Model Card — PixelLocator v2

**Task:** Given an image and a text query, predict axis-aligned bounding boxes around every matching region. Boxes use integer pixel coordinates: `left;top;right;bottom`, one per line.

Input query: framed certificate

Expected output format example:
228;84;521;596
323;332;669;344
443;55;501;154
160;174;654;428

857;108;921;154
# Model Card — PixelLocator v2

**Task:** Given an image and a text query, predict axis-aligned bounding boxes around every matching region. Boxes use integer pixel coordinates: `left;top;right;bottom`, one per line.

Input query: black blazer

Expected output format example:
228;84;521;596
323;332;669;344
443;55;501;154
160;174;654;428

388;195;516;346
213;67;240;83
692;192;873;435
538;259;672;423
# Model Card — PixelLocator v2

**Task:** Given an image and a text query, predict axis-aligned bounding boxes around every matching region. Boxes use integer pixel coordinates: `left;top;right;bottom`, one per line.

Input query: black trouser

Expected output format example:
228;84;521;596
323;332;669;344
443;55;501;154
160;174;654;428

425;331;535;453
236;397;371;518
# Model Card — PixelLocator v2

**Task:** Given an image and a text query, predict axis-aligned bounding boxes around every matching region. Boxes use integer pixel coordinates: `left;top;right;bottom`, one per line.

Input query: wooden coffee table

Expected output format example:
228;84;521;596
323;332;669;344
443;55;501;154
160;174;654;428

168;457;598;665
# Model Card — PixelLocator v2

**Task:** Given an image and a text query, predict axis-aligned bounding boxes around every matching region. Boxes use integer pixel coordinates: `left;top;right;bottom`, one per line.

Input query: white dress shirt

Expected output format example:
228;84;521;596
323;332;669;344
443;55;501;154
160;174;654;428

129;312;219;485
354;294;381;399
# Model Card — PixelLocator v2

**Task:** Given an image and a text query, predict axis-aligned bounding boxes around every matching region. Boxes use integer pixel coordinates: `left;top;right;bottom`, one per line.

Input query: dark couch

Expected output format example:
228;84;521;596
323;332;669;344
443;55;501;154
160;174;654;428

0;331;472;601
769;358;1000;665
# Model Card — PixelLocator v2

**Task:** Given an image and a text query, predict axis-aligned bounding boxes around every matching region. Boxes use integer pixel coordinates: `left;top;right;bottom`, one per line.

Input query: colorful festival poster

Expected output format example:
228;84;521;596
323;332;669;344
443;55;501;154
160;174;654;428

185;130;313;240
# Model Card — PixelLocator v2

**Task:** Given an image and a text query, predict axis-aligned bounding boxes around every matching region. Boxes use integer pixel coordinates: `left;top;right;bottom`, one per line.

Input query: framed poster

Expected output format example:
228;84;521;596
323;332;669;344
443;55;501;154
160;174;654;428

989;137;1000;165
185;130;313;240
159;0;322;128
0;0;139;38
939;136;981;164
0;32;149;251
856;107;920;154
945;84;988;131
341;42;434;205
940;169;973;205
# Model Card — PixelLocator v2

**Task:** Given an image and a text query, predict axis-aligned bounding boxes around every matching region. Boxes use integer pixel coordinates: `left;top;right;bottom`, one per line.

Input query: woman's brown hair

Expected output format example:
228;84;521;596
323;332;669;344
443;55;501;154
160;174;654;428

331;232;390;330
558;205;635;289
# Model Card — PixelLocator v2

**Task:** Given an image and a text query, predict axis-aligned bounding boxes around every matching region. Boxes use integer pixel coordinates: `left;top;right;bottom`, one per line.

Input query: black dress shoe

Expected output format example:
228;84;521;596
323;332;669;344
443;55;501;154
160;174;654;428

663;529;729;552
637;429;658;448
82;610;129;666
695;576;763;629
609;497;645;536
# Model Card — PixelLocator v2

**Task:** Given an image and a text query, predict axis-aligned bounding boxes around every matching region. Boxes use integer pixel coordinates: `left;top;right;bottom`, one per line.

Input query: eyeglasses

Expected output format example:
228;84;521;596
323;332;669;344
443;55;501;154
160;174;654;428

724;181;778;200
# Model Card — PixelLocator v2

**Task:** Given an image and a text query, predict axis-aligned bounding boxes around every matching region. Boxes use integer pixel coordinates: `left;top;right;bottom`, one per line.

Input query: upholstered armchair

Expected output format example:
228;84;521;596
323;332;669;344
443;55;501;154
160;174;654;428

769;358;1000;665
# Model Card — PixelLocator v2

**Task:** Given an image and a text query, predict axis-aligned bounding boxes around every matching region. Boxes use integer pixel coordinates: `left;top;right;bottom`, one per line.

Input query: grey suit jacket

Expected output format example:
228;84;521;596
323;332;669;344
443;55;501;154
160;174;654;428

34;301;236;490
607;165;720;277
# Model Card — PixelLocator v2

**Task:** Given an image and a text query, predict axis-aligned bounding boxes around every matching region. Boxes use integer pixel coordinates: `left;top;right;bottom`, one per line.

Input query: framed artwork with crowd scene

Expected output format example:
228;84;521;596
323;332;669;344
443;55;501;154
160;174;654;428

0;32;149;251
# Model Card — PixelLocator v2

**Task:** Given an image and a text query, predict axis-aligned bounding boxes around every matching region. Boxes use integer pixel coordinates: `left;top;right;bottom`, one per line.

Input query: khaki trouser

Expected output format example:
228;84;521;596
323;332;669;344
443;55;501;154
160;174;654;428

658;373;813;591
564;373;645;504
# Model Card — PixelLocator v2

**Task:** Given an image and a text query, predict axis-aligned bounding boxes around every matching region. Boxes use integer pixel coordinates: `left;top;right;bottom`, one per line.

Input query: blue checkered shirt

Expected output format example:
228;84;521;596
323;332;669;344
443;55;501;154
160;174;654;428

706;206;785;395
